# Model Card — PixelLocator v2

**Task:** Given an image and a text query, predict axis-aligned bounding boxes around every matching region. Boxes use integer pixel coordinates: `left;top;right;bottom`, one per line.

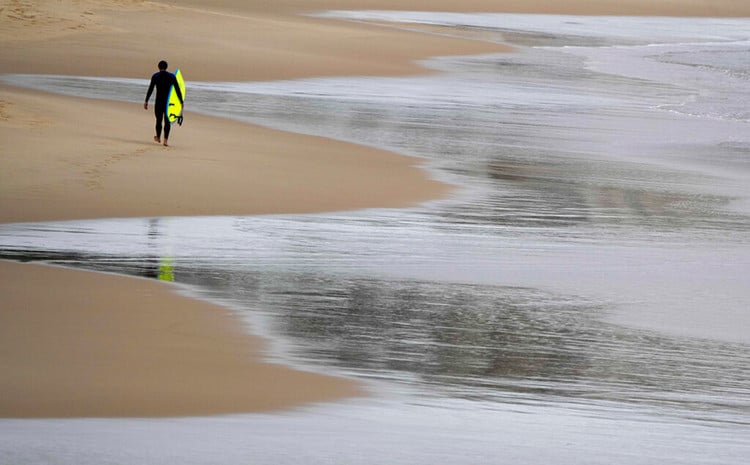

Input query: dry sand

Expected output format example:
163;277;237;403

0;260;362;418
1;0;748;418
0;85;450;224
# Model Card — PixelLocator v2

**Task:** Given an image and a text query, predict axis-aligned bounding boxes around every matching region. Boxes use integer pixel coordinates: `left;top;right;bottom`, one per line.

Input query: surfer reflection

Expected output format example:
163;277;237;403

144;60;183;147
145;218;175;282
157;257;175;282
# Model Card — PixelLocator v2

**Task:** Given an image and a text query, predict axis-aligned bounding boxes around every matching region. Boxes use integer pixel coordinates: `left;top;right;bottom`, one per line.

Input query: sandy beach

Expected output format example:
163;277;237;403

2;0;749;418
0;260;362;417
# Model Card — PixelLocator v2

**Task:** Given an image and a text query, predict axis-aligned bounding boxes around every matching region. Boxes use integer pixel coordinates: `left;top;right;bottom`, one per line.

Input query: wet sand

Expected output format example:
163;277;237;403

1;0;749;418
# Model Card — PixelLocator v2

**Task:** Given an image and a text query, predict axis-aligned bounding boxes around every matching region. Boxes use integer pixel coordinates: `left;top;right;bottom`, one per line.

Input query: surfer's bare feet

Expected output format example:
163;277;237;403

163;139;169;147
153;136;160;143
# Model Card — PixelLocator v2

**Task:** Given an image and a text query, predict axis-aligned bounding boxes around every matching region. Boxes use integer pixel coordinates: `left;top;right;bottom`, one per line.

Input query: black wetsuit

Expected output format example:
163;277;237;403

145;70;183;140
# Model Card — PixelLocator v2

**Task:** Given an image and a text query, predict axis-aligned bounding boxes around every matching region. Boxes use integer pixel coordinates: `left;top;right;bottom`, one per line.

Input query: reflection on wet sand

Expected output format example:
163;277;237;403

177;269;746;422
4;241;749;427
454;155;745;231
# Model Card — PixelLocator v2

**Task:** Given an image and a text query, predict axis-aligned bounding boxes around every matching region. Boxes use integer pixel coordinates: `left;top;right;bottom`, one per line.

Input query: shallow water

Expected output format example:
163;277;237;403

2;12;750;464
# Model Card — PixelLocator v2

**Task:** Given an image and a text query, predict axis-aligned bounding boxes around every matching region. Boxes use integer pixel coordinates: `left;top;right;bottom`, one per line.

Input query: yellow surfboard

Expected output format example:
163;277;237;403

167;69;185;125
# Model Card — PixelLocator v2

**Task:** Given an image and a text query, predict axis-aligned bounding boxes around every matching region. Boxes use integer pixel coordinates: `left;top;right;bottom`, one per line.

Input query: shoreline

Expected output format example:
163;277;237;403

2;0;749;419
0;259;363;418
0;84;451;224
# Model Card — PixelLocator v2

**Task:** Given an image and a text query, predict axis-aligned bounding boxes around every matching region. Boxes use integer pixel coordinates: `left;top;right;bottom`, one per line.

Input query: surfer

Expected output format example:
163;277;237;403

144;60;183;147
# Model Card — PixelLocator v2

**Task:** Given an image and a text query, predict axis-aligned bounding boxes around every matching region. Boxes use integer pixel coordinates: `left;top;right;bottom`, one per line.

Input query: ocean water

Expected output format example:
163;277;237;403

2;13;750;465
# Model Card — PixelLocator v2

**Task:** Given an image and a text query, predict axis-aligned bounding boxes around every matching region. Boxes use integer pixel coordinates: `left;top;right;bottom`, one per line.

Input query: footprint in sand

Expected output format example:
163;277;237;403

84;146;153;191
0;100;10;122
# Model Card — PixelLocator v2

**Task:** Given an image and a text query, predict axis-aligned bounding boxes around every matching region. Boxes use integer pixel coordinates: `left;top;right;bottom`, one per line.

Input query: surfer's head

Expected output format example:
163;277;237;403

158;60;168;71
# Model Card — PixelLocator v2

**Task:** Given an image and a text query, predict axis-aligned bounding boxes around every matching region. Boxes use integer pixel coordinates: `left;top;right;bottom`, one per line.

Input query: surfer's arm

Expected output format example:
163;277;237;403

144;76;157;104
175;77;184;105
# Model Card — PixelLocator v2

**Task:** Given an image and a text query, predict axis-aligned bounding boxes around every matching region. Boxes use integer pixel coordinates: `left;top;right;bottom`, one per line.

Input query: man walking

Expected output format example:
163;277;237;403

144;60;183;147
